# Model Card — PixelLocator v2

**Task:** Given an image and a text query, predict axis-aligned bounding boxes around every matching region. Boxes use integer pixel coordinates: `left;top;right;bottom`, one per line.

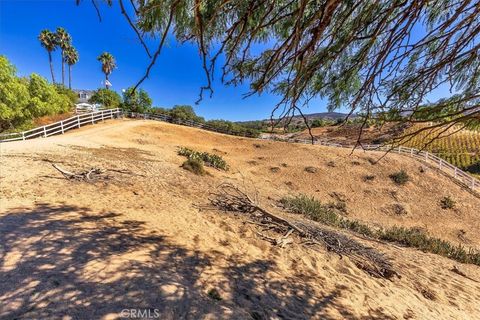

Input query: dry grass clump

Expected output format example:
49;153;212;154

304;166;318;173
389;170;410;185
181;158;206;175
440;196;456;209
178;147;229;170
281;194;480;266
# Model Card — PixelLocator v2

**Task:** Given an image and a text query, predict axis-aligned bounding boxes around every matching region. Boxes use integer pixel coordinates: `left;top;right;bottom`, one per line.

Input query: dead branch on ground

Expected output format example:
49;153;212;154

52;163;108;182
209;182;397;279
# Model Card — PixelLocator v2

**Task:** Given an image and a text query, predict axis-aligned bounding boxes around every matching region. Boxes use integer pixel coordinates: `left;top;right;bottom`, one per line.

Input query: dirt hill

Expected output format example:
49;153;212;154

1;119;479;319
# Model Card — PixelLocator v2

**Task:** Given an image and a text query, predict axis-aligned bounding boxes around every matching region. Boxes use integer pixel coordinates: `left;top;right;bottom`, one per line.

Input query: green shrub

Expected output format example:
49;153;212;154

377;226;480;265
389;170;410;185
440;196;456;209
178;147;229;170
281;194;340;226
181;158;206;175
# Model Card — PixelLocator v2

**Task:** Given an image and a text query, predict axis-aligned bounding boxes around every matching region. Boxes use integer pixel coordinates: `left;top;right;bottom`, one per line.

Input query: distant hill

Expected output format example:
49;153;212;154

293;112;356;121
238;112;356;124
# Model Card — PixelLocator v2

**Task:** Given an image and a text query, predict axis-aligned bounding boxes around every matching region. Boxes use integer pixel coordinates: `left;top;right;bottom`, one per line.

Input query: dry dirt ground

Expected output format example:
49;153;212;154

1;119;479;319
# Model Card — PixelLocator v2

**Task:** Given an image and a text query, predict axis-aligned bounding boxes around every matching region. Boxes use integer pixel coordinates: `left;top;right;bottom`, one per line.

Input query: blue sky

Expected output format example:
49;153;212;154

0;0;333;121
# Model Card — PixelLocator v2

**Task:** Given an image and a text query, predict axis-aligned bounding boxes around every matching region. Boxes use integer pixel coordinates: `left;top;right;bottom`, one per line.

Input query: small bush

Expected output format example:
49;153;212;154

178;147;229;170
389;170;410;185
181;158;206;175
207;288;222;301
281;195;340;226
304;166;318;173
363;175;375;182
328;200;347;214
440;196;456;209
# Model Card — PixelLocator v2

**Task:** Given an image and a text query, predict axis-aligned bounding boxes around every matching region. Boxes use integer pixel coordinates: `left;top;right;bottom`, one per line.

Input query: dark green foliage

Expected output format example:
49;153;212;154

122;87;152;113
181;158;206;175
440;196;456;210
206;119;260;137
151;106;260;137
170;105;205;122
178;147;229;170
89;88;122;109
390;170;410;185
207;288;222;301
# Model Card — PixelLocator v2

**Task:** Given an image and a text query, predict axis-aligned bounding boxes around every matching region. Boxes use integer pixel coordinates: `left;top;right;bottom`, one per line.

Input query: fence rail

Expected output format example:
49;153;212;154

0;109;478;192
128;111;480;193
0;108;121;142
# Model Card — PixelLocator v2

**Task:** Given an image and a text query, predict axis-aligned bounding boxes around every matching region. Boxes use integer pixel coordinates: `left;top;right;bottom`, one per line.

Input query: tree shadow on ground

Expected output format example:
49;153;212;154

0;203;389;319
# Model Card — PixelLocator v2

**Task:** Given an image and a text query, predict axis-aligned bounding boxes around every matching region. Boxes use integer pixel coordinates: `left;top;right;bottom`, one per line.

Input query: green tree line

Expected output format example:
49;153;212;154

0;56;77;132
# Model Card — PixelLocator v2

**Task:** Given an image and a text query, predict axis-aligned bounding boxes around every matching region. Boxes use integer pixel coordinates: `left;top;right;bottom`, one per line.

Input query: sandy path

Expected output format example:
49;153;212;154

0;119;479;319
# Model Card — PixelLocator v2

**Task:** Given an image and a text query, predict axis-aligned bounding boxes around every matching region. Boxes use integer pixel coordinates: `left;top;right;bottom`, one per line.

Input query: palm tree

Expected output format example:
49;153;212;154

97;52;116;89
64;46;79;89
55;27;72;86
38;29;57;83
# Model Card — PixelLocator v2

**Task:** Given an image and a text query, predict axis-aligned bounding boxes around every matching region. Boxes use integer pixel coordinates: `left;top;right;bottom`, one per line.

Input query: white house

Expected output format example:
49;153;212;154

74;89;101;113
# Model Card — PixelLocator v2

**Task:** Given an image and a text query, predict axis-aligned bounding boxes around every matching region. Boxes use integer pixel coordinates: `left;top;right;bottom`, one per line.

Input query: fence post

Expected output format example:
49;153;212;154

425;151;428;162
439;159;443;169
472;177;476;189
61;121;64;134
77;116;81;128
43;126;47;138
101;111;104;122
410;148;414;156
110;109;113;119
22;132;25;141
454;167;458;178
91;112;94;124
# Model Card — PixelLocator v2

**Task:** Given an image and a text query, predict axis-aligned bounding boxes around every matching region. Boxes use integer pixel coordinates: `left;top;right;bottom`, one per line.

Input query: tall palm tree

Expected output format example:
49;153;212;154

64;46;79;89
97;52;116;89
55;27;72;86
38;29;58;83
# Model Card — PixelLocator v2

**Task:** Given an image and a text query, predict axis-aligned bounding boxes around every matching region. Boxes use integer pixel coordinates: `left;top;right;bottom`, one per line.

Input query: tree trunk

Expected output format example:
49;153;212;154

49;52;55;84
105;74;109;89
61;50;65;86
68;65;72;89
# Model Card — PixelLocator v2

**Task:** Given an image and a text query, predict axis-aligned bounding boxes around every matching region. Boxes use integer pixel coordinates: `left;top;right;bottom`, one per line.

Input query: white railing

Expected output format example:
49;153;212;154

268;137;480;193
1;109;477;193
126;111;480;193
0;108;121;143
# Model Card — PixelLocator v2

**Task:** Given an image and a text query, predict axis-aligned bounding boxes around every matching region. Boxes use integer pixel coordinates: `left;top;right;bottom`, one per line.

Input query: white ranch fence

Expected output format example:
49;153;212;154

273;137;480;192
0;109;478;193
127;111;480;193
0;108;121;142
